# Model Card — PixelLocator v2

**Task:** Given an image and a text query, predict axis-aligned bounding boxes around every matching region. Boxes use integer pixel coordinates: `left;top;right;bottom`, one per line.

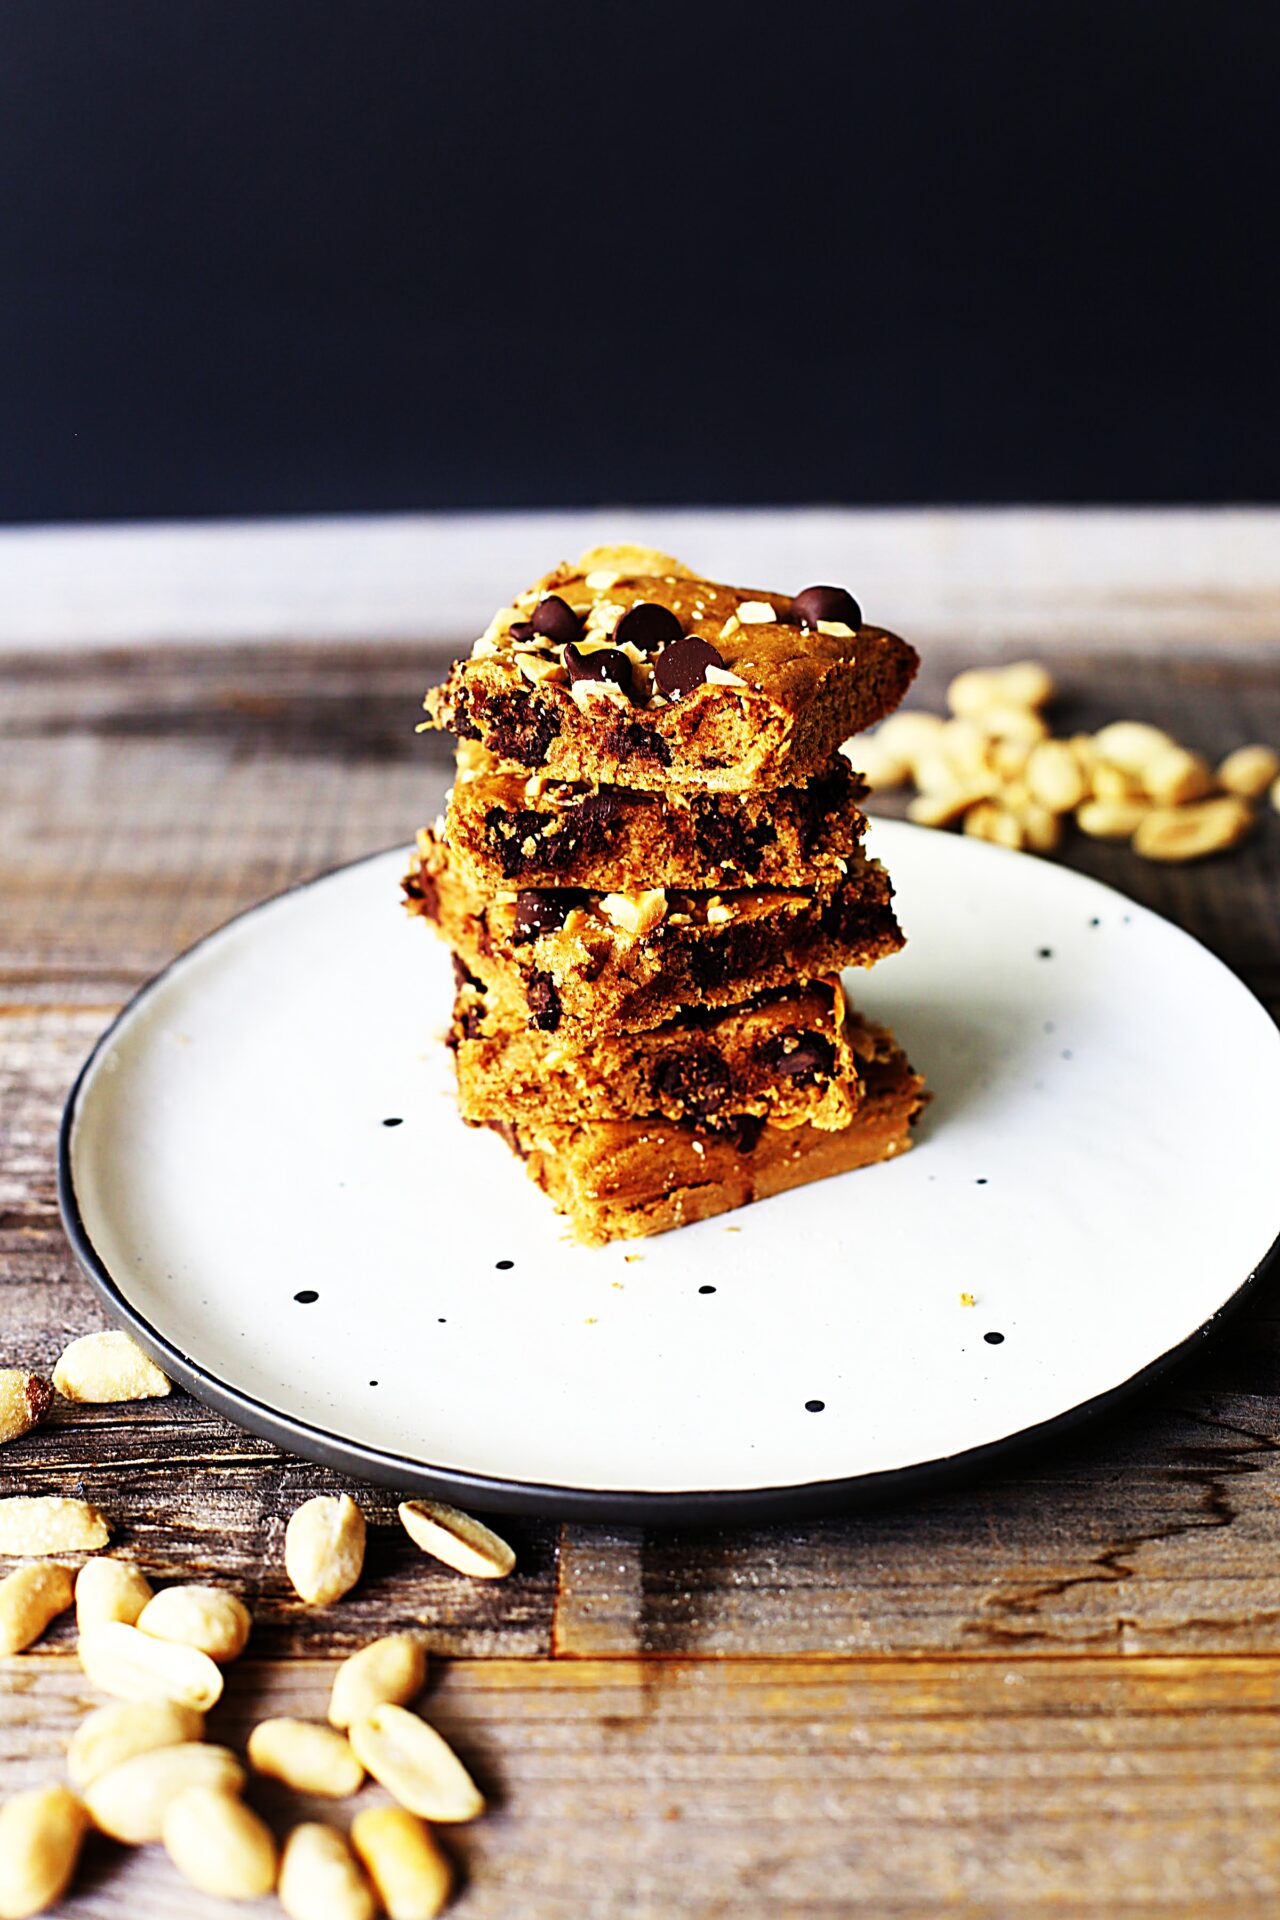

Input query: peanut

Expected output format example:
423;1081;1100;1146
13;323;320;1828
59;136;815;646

1218;744;1280;799
1091;720;1177;774
845;734;910;790
962;803;1026;851
83;1741;243;1843
0;1497;110;1557
0;1372;53;1448
969;702;1048;745
74;1557;153;1631
352;1805;453;1920
0;1564;74;1656
137;1584;251;1663
278;1823;377;1920
0;1785;87;1919
947;662;1053;718
397;1500;516;1580
996;660;1055;708
67;1698;204;1790
163;1785;277;1901
598;889;668;937
1132;796;1255;864
248;1718;365;1798
872;710;947;771
989;736;1032;782
907;784;993;829
1090;761;1148;802
1139;745;1216;806
1004;793;1063;855
78;1619;224;1709
1076;797;1153;839
348;1704;484;1823
52;1330;171;1403
1025;739;1088;814
328;1633;428;1730
285;1495;366;1606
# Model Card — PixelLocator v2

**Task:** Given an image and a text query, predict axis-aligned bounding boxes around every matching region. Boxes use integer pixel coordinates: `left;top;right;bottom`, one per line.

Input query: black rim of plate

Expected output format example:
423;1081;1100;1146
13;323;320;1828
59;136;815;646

57;840;1280;1526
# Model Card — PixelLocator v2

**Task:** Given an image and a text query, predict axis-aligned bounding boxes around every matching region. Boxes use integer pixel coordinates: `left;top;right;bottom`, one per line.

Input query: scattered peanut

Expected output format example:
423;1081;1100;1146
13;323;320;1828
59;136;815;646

0;1497;110;1557
1091;720;1178;774
74;1557;153;1631
947;661;1054;717
0;1372;53;1448
77;1619;224;1710
352;1805;453;1920
1139;745;1215;806
278;1822;377;1920
871;710;947;768
328;1633;428;1730
163;1785;278;1901
348;1704;484;1823
0;1785;88;1919
284;1495;367;1606
137;1584;251;1663
1076;797;1153;840
83;1741;244;1844
962;803;1025;851
1132;796;1255;863
1090;760;1148;802
52;1330;171;1403
847;733;910;789
906;785;993;829
397;1500;517;1580
67;1698;204;1790
1218;743;1280;799
248;1718;365;1798
1025;739;1088;815
0;1564;75;1656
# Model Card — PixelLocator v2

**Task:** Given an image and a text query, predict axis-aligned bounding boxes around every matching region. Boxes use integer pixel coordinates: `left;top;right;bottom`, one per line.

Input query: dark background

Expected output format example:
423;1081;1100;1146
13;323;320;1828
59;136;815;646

2;0;1277;523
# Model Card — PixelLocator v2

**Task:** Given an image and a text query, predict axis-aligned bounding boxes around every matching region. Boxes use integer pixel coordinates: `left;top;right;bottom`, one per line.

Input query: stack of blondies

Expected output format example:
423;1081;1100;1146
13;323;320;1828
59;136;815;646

404;545;926;1244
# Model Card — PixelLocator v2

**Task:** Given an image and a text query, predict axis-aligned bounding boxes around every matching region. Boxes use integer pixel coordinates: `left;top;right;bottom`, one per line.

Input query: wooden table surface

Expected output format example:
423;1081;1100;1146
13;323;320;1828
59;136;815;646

2;513;1279;1917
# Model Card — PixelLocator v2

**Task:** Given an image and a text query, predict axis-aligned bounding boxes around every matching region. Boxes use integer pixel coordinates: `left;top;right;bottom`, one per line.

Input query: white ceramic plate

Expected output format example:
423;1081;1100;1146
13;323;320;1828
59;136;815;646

60;823;1280;1521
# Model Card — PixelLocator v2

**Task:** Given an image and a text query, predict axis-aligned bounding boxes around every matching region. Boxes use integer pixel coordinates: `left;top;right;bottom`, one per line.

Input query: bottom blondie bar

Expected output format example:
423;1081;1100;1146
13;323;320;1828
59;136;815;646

488;1014;925;1245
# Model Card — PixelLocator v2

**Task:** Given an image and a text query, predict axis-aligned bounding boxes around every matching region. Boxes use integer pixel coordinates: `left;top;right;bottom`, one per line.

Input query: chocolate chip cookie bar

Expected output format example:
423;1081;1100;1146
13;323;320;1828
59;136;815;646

492;1014;926;1245
405;828;903;1038
450;970;861;1132
444;755;868;893
424;545;918;792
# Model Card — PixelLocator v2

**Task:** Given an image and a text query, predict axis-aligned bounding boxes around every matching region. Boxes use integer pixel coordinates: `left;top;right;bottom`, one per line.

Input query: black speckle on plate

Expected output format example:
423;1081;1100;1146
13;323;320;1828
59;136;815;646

984;1330;1005;1345
805;1399;825;1413
1037;947;1053;960
1089;917;1101;928
1062;1049;1074;1060
975;1178;988;1185
368;1379;378;1387
381;1117;404;1128
698;1285;716;1295
495;1259;514;1271
294;1290;319;1304
438;1317;447;1324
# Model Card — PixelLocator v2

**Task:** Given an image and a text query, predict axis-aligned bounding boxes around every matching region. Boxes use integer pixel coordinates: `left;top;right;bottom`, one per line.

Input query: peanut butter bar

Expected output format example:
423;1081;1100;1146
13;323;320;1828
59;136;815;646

444;754;867;893
424;545;917;793
404;829;903;1039
490;1014;925;1245
450;970;861;1132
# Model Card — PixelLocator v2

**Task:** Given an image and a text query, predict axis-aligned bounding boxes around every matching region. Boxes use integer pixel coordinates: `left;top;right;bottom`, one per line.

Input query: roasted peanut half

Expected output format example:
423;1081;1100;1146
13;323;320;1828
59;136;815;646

284;1495;366;1606
0;1563;75;1656
83;1742;244;1844
348;1705;484;1823
398;1500;516;1580
352;1805;453;1920
0;1372;53;1448
137;1584;251;1663
52;1330;171;1403
0;1497;110;1557
1139;745;1216;806
278;1822;377;1920
1091;720;1179;774
1024;739;1088;815
74;1557;153;1632
0;1785;88;1919
77;1619;224;1710
328;1633;428;1730
248;1718;364;1798
1218;743;1280;798
1076;797;1152;840
162;1785;277;1901
67;1698;205;1790
1132;796;1254;863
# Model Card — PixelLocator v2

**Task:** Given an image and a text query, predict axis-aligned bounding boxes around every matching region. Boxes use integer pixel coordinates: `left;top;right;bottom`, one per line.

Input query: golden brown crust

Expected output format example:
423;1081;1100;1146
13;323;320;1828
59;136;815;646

496;1016;926;1245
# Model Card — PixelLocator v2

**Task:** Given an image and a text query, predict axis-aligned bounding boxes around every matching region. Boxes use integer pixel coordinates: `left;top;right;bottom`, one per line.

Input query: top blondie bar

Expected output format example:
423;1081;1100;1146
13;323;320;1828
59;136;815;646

423;545;918;792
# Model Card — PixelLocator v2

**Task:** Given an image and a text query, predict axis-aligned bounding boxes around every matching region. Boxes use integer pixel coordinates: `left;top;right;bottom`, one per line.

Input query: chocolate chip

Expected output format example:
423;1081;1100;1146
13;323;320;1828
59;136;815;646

512;889;583;941
526;971;562;1031
653;1050;732;1118
792;584;862;628
614;601;684;654
531;595;583;645
654;634;726;700
724;1114;765;1155
565;643;634;700
481;692;561;766
508;621;535;642
759;1032;835;1083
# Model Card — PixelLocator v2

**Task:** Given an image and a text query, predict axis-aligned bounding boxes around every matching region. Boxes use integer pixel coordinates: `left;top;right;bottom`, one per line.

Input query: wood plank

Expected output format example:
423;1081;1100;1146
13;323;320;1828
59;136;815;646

5;1654;1280;1916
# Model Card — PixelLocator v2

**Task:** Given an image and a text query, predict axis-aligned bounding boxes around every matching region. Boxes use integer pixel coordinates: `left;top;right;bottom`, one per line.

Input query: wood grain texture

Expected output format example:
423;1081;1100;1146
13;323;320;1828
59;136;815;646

2;614;1280;1916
